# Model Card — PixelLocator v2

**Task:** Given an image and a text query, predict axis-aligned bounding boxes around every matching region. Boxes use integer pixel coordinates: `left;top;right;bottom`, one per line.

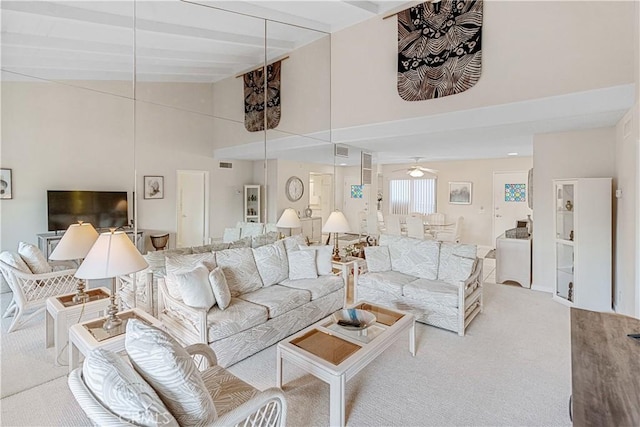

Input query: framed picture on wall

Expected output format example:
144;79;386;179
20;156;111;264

0;168;12;199
144;176;164;199
449;181;472;204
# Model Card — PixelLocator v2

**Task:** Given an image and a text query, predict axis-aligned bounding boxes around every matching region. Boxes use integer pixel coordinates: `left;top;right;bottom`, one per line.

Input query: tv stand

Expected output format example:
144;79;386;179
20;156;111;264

38;229;145;260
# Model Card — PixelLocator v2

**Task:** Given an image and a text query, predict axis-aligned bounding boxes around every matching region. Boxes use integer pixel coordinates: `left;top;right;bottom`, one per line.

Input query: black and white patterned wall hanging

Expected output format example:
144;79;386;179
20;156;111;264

397;0;483;101
244;60;282;132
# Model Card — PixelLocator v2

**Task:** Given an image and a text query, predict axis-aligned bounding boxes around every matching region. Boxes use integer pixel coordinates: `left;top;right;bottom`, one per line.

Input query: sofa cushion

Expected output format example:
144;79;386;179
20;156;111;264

282;234;307;253
280;275;344;299
223;228;241;243
299;245;333;275
364;246;391;272
200;365;258;418
83;348;178;427
18;242;52;274
206;298;268;342
252;240;288;286
215;248;263;297
165;253;217;300
287;250;317;280
403;279;459;308
240;222;264;238
192;243;229;253
0;251;31;275
175;264;215;310
209;267;231;310
438;242;477;282
238;285;311;319
358;271;417;298
125;319;217;426
380;234;440;280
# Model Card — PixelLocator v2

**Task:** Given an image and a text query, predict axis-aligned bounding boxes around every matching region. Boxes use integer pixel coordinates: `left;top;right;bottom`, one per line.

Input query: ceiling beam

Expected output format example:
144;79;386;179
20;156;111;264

342;1;380;15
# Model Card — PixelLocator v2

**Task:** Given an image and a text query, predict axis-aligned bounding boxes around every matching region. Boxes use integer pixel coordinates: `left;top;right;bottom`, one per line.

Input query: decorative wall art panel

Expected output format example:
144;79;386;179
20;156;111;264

244;60;281;132
397;0;483;101
505;183;526;202
351;185;363;199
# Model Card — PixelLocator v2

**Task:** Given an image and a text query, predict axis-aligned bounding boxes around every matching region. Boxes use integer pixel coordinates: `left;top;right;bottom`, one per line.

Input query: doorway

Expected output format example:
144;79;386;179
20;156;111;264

308;173;332;225
492;171;532;245
176;170;209;248
343;176;370;233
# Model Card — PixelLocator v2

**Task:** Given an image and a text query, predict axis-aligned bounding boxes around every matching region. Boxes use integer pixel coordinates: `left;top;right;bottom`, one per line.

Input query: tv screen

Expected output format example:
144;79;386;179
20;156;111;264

47;190;128;231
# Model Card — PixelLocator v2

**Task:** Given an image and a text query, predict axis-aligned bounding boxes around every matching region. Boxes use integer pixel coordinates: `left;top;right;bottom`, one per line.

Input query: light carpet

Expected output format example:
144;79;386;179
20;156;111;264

0;260;571;426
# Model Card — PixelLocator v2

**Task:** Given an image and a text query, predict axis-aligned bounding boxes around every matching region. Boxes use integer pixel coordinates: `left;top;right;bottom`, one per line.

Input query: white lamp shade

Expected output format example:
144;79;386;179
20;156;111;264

276;208;301;228
49;222;99;260
75;231;148;279
323;211;350;233
408;169;425;178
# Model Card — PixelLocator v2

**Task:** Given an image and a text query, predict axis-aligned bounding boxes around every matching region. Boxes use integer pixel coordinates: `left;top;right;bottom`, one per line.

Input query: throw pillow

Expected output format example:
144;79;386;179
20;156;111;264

364;246;392;272
208;267;231;310
215;248;263;296
165;253;217;300
83;348;178;427
125;319;218;426
282;234;307;253
299;245;333;275
18;242;52;274
446;254;477;283
287;250;318;280
228;236;252;249
252;240;288;286
175;264;216;310
0;251;31;274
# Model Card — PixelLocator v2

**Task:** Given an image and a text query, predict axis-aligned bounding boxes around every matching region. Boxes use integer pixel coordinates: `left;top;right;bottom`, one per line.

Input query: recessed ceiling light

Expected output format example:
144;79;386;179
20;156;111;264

507;152;518;156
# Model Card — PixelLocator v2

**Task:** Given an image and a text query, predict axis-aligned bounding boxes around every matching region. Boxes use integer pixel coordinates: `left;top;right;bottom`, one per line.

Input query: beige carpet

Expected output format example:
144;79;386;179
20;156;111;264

0;260;572;426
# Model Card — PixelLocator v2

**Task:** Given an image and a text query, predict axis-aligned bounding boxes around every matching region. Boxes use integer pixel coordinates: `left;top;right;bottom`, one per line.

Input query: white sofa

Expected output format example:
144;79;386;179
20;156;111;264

155;235;345;367
357;234;483;336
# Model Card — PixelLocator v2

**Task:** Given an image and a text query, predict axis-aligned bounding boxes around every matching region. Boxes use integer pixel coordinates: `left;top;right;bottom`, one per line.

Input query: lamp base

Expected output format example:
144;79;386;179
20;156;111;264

332;232;341;261
71;279;89;304
102;315;122;331
102;277;121;331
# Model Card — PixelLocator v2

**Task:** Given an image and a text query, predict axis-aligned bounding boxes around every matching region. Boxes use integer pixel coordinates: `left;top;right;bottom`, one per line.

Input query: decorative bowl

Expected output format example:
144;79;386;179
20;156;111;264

332;309;376;330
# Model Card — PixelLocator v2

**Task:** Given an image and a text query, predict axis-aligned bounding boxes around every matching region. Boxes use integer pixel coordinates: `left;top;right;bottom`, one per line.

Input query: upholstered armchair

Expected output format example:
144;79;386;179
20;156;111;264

68;320;287;427
0;257;78;332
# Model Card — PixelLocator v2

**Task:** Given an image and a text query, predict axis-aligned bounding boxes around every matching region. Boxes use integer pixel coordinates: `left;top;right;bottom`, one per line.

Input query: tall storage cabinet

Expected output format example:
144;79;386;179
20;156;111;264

244;185;261;223
553;178;612;311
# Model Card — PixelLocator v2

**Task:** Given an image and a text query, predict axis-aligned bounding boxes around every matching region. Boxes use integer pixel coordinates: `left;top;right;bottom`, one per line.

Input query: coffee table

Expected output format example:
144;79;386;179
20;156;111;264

276;302;415;426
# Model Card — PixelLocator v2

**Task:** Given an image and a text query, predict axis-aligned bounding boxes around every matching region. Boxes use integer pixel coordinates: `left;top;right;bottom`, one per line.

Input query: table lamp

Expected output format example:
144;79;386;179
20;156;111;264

276;208;301;238
75;229;148;331
49;221;99;303
322;210;350;261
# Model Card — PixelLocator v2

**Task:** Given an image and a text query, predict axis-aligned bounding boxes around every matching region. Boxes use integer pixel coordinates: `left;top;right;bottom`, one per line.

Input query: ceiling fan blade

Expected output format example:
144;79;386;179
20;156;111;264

418;166;438;173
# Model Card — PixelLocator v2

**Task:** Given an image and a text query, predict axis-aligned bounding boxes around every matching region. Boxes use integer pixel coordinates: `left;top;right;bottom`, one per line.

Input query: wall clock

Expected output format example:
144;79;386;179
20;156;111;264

285;176;304;202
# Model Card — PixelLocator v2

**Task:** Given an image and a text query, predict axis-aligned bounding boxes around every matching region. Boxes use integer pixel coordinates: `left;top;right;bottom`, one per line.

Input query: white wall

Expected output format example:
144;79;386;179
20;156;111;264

379;156;532;246
532;128;616;293
331;1;636;129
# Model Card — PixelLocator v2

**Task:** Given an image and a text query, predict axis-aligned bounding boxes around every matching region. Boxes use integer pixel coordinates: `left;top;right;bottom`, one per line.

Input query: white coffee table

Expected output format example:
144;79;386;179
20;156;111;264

277;302;415;426
45;287;111;363
68;308;159;373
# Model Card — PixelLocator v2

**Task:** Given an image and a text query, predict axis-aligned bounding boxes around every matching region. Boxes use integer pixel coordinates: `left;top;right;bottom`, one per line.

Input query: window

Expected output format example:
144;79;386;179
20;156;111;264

389;178;437;215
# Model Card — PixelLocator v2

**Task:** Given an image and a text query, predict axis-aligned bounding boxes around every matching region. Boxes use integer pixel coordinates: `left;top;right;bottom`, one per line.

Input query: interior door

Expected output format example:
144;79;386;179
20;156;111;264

492;171;532;245
177;170;208;248
343;175;370;233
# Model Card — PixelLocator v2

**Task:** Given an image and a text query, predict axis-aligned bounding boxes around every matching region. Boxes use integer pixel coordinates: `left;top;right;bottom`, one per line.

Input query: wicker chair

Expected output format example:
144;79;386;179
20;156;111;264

0;259;79;332
68;340;287;426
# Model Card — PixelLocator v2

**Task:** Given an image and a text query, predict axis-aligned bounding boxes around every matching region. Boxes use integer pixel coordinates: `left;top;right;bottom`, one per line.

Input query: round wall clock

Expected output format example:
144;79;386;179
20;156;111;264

285;176;304;202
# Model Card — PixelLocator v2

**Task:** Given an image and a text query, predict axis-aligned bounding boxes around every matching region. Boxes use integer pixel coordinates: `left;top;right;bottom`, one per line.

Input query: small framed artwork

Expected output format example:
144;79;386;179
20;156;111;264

449;181;472;204
0;168;12;199
144;176;164;199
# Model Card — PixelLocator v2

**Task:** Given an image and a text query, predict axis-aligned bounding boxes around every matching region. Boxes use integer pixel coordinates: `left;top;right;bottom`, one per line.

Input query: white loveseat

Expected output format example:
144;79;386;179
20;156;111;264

156;235;345;367
357;234;483;336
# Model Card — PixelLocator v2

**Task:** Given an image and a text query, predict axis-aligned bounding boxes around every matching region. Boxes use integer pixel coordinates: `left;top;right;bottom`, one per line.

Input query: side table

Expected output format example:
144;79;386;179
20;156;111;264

45;287;111;364
68;308;160;373
332;257;367;306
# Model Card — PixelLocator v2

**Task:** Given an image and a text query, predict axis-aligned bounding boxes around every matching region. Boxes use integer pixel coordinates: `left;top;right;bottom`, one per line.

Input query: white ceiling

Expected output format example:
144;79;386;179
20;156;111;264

1;1;633;166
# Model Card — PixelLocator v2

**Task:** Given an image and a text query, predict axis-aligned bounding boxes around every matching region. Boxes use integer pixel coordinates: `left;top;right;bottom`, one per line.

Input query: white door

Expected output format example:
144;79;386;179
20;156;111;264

177;170;208;248
492;171;531;245
343;176;370;233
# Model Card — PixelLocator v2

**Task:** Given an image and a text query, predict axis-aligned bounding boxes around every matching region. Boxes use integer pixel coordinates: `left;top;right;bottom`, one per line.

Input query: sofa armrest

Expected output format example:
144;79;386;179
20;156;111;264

209;387;287;427
185;343;218;370
157;278;208;344
463;258;483;290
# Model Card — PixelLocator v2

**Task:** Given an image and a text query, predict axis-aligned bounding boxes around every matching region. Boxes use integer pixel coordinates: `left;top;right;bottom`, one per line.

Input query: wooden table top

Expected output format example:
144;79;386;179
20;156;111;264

570;307;640;426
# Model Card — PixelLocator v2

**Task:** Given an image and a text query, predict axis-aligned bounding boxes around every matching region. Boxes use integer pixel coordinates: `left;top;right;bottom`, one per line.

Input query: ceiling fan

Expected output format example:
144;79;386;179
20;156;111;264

393;158;438;177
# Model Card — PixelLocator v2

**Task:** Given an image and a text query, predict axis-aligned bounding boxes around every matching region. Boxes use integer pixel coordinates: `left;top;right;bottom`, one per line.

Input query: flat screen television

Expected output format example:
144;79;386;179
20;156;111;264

47;190;129;231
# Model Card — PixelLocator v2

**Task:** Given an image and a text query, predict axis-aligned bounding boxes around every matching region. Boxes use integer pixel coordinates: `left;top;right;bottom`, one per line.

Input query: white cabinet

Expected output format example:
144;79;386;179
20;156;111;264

553;178;612;311
495;234;531;288
297;217;322;244
244;185;261;223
